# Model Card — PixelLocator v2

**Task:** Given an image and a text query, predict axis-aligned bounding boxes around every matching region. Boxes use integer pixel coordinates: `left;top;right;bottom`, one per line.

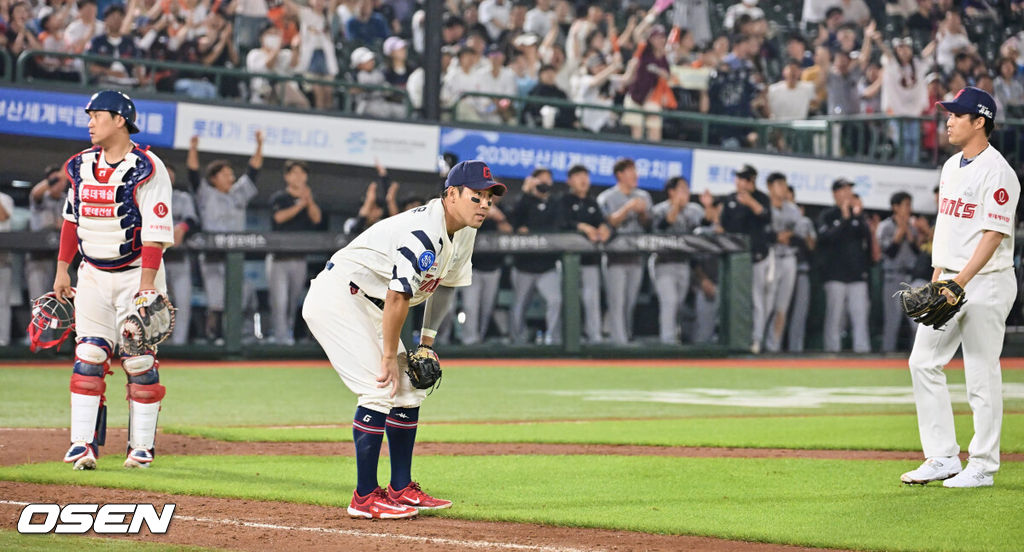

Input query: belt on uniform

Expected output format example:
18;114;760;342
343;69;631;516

325;261;385;310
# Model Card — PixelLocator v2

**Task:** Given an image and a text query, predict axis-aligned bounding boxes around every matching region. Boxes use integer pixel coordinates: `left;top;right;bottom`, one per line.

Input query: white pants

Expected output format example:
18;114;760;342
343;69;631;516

302;269;426;414
908;268;1016;475
823;280;871;353
76;263;167;346
881;271;916;352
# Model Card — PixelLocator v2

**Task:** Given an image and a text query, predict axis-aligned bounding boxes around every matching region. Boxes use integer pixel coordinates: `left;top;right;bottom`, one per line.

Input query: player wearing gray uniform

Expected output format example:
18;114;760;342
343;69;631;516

165;166;200;345
597;159;652;345
189;133;263;342
787;187;816;353
650;177;704;344
26;165;67;301
268;161;322;345
557;165;611;344
764;174;802;353
876;192;920;352
0;191;13;346
509;168;562;344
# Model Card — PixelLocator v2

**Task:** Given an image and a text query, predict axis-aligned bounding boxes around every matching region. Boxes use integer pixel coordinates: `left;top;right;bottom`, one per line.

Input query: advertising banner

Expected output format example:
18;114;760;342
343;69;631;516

173;103;439;172
0;87;176;147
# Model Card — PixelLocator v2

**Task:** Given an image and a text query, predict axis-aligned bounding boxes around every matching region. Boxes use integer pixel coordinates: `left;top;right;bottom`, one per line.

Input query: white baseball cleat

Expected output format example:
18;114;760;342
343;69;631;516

942;464;993;488
901;456;962;484
124;448;154;468
64;442;97;470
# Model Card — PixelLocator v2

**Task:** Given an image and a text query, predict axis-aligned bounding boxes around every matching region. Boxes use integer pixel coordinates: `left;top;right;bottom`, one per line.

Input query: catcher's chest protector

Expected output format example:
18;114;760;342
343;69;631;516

66;148;153;268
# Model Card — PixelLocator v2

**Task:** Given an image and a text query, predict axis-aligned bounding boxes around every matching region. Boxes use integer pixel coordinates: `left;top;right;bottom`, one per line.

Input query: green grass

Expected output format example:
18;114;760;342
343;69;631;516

4;365;1024;427
166;413;1024;452
1;455;1021;552
0;530;218;551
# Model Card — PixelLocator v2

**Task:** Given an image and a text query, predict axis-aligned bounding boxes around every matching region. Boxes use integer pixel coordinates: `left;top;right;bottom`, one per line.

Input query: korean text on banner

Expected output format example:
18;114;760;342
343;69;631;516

690;149;939;211
173;103;439;172
0;87;177;148
439;127;693;190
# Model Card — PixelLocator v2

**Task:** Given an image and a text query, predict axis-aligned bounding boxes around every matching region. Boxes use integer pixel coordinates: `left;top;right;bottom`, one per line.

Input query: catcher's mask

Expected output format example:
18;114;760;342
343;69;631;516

28;291;76;352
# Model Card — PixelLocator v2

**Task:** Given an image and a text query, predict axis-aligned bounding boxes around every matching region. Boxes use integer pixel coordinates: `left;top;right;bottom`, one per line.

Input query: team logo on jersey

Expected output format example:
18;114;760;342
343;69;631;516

938;197;977;219
994;188;1009;205
417;251;435;271
153;202;169;218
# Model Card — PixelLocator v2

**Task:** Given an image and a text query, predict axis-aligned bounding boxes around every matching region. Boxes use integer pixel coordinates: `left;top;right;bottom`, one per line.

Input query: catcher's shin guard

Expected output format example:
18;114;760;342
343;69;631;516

70;338;113;447
122;354;166;454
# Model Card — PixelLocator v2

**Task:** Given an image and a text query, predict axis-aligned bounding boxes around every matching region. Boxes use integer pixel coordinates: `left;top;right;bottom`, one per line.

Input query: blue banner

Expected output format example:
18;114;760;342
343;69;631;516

440;127;693;189
0;87;177;148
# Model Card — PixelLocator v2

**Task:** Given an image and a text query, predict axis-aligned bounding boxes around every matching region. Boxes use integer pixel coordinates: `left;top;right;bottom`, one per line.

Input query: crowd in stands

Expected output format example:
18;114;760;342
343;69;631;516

4;1;1024;163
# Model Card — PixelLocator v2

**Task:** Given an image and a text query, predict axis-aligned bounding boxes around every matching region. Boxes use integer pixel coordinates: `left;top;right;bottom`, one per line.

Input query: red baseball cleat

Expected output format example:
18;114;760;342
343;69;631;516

347;487;419;519
387;482;453;510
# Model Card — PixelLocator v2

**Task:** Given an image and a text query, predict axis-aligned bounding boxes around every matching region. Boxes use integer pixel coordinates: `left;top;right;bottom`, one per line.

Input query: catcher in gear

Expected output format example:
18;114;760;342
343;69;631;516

303;161;505;519
895;280;966;330
48;90;175;471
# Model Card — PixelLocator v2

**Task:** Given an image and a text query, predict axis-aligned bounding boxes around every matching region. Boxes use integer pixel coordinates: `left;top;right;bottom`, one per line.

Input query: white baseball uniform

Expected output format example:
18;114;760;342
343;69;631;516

908;144;1019;476
63;144;174;455
303;198;475;414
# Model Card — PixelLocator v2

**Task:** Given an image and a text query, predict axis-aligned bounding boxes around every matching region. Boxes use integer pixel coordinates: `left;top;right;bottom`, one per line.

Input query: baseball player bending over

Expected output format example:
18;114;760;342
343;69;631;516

901;87;1019;488
56;91;175;470
303;161;505;518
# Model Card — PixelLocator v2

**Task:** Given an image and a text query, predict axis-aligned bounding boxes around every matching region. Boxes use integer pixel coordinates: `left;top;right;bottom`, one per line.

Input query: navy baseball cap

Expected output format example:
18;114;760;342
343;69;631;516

444;160;506;196
938;86;996;120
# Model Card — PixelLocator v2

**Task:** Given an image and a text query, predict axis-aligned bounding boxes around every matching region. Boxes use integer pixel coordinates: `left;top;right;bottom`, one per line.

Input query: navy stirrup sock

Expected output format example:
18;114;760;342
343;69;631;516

386;407;420;491
352;406;386;497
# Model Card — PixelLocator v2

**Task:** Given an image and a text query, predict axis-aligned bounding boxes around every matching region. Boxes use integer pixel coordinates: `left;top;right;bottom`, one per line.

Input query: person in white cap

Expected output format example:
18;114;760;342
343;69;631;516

351;47;406;118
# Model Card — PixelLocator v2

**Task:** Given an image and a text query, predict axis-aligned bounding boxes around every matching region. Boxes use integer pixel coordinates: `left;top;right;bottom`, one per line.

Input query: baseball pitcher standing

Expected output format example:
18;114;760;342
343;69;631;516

55;90;175;470
303;161;505;518
901;87;1019;488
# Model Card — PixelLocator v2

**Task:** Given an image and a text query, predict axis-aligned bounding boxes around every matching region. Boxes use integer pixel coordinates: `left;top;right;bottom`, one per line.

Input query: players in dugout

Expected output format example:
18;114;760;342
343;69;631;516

303;160;505;518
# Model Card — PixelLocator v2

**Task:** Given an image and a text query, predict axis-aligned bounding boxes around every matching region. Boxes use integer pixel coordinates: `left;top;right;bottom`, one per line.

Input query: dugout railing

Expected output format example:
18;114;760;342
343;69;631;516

0;231;751;359
13;50;413;118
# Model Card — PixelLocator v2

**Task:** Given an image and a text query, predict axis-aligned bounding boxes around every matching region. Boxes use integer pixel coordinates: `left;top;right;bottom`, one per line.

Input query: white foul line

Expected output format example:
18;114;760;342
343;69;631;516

0;500;599;552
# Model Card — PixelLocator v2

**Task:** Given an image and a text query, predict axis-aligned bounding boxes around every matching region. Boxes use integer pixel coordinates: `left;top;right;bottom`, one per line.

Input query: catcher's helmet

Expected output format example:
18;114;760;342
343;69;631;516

27;291;76;353
85;90;140;134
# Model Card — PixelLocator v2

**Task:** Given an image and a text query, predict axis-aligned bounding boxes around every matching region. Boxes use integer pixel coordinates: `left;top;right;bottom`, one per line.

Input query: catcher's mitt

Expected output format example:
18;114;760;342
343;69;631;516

120;290;175;356
894;279;966;330
405;344;442;392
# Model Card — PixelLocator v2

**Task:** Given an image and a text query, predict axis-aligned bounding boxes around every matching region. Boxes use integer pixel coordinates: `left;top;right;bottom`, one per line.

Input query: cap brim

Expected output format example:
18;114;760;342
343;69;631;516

479;181;506;196
937;101;972;114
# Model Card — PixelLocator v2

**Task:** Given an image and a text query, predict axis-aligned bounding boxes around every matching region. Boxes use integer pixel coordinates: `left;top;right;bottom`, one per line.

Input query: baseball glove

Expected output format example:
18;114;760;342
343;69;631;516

120;290;175;356
894;279;966;330
405;344;442;392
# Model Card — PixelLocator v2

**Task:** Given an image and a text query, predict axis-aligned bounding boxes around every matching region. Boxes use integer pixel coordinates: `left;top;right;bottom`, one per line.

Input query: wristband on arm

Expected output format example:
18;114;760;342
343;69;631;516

141;245;163;270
